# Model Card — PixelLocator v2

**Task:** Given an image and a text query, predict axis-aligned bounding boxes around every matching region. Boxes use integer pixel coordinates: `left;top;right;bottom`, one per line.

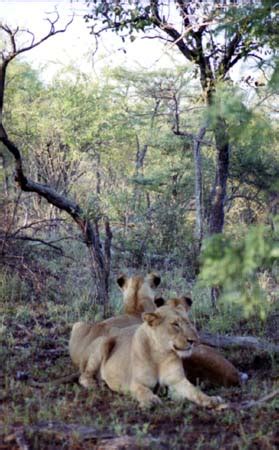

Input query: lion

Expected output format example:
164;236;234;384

70;273;246;388
69;272;161;369
74;298;226;409
183;344;247;387
153;296;247;387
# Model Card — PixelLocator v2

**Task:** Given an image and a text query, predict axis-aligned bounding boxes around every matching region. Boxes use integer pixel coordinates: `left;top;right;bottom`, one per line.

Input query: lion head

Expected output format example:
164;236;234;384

142;298;199;358
117;272;161;315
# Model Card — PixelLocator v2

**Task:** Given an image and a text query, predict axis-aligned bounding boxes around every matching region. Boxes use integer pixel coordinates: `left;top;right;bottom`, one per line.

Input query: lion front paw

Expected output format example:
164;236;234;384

206;395;228;410
139;394;162;409
79;374;97;389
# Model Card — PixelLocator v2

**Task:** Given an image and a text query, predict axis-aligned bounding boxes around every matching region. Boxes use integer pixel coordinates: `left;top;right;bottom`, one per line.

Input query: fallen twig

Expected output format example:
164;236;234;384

15;323;35;338
4;422;113;444
236;388;279;410
29;372;79;388
4;422;154;447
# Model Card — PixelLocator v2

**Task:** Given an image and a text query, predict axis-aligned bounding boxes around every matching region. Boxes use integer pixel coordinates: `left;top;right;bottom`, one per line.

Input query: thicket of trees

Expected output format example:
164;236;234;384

0;1;278;316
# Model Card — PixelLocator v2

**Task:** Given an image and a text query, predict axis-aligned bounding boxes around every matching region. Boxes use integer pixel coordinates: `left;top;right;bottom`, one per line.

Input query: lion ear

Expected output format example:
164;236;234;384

117;274;127;289
180;295;193;311
146;273;161;288
154;296;165;308
167;295;192;311
142;312;162;327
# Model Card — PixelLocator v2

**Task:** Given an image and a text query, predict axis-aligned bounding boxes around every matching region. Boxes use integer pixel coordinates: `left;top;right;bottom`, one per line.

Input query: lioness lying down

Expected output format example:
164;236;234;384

70;272;246;388
70;272;161;368
158;299;247;387
72;299;226;409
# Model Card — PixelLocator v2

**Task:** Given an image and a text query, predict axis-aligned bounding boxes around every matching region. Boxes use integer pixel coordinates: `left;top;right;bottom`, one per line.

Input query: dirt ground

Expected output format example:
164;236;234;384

0;302;278;449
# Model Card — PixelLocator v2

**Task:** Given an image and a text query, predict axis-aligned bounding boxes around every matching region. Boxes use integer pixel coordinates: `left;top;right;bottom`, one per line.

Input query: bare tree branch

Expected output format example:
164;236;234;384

173;128;212;147
10;219;66;237
150;0;197;62
0;20;112;313
2;235;64;254
0;15;74;63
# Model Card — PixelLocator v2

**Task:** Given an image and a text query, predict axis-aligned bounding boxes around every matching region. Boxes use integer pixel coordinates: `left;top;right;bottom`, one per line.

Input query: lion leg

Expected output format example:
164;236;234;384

79;356;100;388
79;336;112;388
130;382;162;408
169;378;227;409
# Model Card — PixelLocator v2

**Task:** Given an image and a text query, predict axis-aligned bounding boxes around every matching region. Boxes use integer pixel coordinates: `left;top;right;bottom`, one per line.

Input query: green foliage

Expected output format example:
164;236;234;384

207;84;253;139
219;1;279;49
2;10;279;447
1;272;279;448
0;271;28;304
86;1;155;40
3;57;279;312
269;57;279;90
199;220;279;318
206;82;279;198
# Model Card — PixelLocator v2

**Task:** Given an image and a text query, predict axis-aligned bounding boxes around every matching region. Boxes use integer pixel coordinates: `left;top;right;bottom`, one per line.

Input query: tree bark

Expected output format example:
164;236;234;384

193;126;207;247
200;331;279;355
208;119;230;235
0;61;7;126
0;149;10;235
207;119;230;306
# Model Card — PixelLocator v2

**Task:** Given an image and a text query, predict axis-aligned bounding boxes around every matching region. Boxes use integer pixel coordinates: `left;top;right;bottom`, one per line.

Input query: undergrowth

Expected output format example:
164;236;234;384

0;267;278;449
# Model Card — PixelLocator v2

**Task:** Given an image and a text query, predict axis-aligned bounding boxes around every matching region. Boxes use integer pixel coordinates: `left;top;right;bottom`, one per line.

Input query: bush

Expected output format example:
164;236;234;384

199;219;279;318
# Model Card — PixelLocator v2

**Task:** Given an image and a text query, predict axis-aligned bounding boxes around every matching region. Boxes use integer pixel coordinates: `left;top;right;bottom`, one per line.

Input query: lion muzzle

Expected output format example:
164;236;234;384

173;339;196;358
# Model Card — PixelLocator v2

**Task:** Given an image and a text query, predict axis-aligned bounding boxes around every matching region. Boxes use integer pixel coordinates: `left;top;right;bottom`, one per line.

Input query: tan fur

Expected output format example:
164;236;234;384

184;345;241;387
151;295;244;387
75;302;226;409
120;273;160;315
69;273;160;370
70;273;244;389
168;298;243;387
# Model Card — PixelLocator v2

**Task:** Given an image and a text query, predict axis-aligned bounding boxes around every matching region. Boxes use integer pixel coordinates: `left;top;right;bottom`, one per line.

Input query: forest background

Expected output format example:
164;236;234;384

0;1;279;449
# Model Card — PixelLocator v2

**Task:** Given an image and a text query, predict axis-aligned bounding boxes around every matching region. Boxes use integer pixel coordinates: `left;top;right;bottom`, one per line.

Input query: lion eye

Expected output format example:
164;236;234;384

172;322;180;330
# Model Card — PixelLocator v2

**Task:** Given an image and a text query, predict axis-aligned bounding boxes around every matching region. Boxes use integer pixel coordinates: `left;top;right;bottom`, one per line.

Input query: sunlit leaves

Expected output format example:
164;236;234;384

207;83;251;135
199;221;279;318
85;0;154;41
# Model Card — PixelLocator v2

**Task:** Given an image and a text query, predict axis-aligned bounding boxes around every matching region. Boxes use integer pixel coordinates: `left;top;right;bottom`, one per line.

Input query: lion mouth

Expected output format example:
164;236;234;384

173;344;190;351
173;344;193;357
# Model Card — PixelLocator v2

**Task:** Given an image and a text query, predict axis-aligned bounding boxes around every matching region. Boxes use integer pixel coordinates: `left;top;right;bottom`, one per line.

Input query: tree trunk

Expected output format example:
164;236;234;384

87;245;110;316
0;135;112;314
193;126;206;248
0;150;10;237
208;118;230;235
207;118;230;306
0;61;7;126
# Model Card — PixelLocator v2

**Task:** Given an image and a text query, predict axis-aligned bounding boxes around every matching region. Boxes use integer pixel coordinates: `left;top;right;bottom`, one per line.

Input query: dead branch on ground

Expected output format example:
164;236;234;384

200;331;279;355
